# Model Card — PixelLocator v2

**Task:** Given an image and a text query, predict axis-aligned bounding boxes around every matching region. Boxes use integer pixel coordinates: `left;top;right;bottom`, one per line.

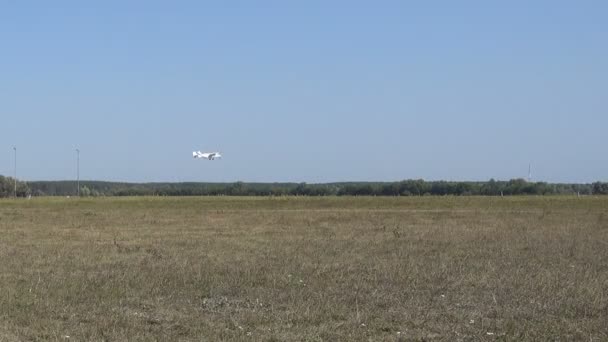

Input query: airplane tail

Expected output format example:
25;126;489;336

192;151;199;158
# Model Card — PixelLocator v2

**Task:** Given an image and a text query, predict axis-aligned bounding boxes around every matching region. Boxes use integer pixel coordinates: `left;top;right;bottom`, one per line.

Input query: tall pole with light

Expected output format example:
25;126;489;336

13;146;17;198
76;148;80;197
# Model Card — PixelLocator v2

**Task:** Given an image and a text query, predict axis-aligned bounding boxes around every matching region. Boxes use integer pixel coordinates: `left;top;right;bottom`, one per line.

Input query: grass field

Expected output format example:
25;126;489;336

1;196;607;341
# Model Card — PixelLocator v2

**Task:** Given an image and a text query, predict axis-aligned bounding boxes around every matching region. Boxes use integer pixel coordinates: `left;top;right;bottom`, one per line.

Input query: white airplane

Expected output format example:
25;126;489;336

193;151;222;160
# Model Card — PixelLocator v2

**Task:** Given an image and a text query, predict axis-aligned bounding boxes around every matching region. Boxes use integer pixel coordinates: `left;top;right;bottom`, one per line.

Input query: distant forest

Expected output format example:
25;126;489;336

1;175;608;197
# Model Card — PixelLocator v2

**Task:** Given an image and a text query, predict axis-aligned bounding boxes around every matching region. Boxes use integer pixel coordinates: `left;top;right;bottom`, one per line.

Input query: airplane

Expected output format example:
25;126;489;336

193;151;222;160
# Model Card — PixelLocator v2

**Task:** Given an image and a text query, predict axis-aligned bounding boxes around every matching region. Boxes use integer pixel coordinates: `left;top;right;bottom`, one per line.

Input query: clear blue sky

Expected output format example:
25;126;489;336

1;1;606;183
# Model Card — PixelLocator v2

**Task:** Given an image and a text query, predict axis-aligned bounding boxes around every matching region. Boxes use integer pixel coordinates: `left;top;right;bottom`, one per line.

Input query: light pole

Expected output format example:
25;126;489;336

13;146;17;198
76;148;80;197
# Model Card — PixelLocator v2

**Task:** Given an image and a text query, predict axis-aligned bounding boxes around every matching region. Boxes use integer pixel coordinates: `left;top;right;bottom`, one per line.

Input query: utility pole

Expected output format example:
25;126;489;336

76;148;80;197
13;146;17;197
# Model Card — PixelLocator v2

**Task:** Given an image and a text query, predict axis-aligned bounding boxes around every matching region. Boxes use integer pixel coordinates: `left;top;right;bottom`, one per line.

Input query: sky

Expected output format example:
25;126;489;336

1;1;606;183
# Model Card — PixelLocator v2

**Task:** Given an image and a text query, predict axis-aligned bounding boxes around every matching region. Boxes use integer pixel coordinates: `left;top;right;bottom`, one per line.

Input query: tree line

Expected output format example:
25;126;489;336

0;176;605;197
0;175;30;197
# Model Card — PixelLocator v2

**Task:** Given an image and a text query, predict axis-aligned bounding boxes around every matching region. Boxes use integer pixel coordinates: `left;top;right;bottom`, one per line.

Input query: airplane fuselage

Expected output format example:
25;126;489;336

193;151;222;160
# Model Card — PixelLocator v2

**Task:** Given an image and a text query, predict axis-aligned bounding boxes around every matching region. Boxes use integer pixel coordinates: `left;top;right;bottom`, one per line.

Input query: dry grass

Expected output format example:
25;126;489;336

1;196;607;341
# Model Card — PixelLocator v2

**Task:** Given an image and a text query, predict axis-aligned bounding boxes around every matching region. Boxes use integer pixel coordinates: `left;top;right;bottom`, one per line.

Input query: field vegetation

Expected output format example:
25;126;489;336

1;196;607;341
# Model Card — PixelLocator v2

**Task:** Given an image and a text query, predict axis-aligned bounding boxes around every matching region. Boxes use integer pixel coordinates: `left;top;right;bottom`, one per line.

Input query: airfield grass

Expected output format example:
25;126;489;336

1;196;607;341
